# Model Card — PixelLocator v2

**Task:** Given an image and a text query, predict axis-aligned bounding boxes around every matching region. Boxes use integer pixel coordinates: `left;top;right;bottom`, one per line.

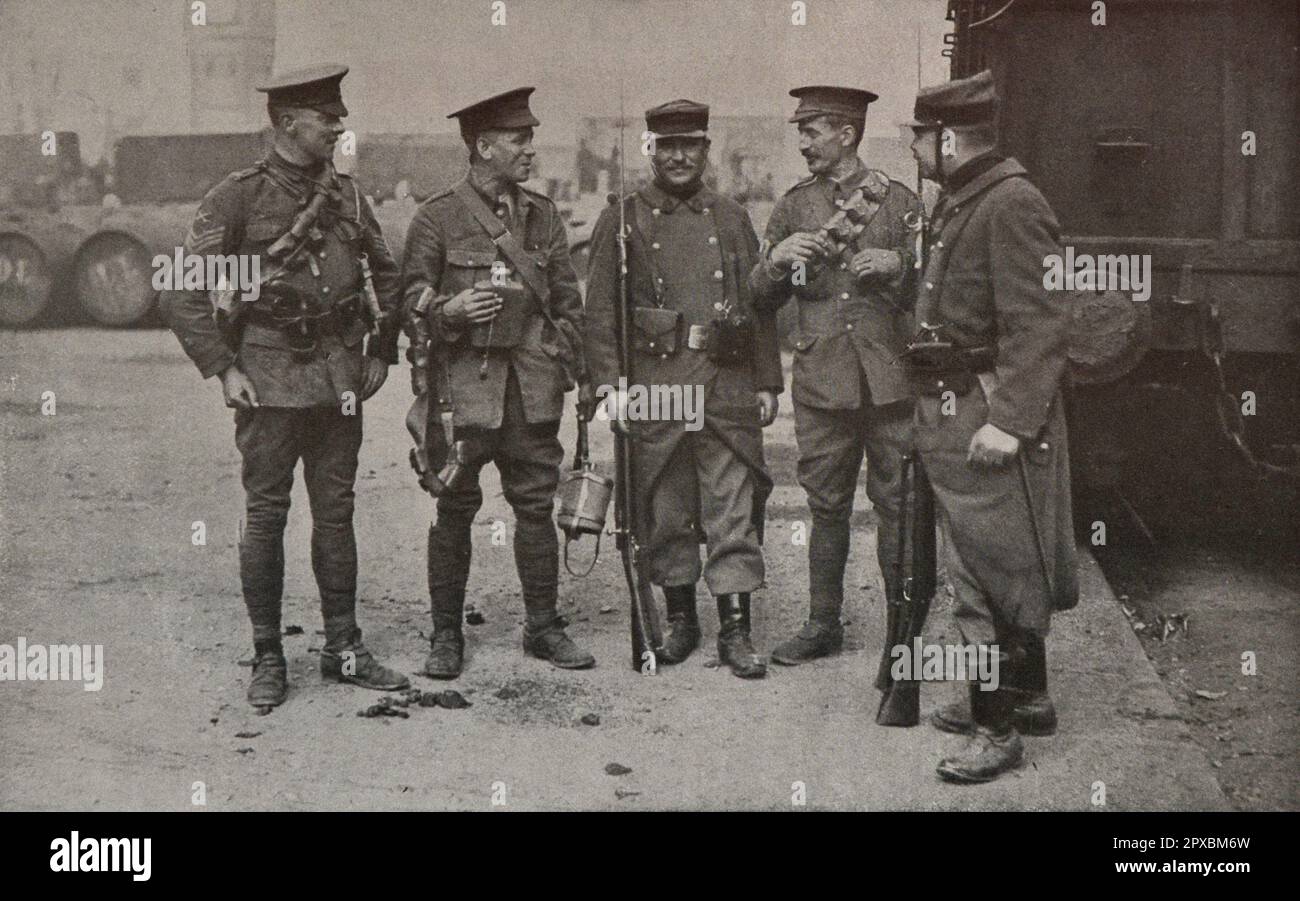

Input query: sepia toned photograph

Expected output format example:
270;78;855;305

0;0;1294;860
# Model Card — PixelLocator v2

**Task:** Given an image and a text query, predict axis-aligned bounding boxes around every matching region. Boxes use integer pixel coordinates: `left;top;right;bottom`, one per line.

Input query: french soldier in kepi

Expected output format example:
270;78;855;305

583;100;784;678
160;64;410;710
902;70;1079;782
401;87;595;677
749;86;922;666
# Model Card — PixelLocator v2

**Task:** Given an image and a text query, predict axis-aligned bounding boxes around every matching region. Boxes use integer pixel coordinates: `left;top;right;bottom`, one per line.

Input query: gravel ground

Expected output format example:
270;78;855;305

0;328;1232;810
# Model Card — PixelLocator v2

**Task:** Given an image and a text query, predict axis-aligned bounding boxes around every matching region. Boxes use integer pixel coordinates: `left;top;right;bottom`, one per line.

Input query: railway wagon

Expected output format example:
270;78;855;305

945;0;1299;491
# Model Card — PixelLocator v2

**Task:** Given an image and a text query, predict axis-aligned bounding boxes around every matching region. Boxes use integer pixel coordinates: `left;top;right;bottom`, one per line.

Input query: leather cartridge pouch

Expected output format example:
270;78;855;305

632;306;682;356
900;336;974;397
705;312;754;367
469;277;530;349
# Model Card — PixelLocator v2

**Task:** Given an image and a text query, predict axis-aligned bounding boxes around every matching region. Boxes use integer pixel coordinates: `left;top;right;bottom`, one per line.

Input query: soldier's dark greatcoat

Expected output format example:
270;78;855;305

584;183;783;592
913;156;1079;642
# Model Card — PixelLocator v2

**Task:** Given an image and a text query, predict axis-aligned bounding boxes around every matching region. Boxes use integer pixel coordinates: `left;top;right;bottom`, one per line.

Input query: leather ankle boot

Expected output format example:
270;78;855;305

660;584;700;665
937;682;1024;784
716;593;765;679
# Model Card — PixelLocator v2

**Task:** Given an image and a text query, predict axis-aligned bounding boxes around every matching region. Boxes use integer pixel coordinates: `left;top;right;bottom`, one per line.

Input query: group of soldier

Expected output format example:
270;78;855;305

162;63;1078;785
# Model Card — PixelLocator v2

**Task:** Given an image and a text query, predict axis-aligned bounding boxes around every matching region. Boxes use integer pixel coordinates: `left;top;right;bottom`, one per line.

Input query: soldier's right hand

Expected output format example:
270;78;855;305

219;365;259;411
440;288;502;328
769;232;834;268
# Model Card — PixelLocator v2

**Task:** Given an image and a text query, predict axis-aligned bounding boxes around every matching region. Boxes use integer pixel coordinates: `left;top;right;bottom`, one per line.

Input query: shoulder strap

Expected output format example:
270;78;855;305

451;181;548;299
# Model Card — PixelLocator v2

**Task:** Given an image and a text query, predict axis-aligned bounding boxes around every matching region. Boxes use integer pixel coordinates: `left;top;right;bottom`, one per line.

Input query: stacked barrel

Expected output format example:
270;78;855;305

0;210;87;327
70;203;197;326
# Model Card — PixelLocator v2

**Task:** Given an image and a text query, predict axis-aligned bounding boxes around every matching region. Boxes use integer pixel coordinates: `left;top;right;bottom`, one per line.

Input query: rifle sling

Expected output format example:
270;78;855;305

452;181;549;301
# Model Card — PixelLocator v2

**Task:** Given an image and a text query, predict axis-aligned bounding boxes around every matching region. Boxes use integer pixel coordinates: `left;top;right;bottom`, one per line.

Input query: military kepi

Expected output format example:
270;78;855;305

788;85;878;123
646;99;709;138
904;69;998;128
256;63;349;117
448;87;540;137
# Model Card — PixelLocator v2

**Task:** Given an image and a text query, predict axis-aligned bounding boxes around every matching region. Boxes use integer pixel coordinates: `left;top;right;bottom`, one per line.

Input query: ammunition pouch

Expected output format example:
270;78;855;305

469;278;533;349
632;306;682;356
247;290;364;362
704;313;754;367
901;336;995;398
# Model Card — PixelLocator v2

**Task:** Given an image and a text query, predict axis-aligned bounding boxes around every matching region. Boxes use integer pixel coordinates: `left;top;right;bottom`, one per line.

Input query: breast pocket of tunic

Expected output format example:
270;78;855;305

444;246;498;295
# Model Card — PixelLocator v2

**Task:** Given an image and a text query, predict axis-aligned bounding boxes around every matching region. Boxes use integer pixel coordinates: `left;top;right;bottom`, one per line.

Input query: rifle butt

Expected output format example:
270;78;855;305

876;679;921;727
875;604;900;691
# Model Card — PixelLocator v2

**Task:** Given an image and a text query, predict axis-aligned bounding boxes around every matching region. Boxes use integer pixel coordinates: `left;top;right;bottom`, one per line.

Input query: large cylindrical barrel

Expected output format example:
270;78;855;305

0;211;89;327
72;203;196;326
0;231;52;327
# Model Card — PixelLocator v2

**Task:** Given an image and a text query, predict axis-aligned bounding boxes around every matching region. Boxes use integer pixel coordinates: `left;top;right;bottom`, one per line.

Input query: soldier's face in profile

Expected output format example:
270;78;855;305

908;126;942;180
284;108;345;163
651;136;709;191
798;116;853;175
478;127;536;184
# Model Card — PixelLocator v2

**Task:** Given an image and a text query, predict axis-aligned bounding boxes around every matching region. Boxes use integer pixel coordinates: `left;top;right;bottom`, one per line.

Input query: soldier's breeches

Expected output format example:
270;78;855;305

430;368;564;625
793;397;911;615
645;428;764;596
235;405;364;644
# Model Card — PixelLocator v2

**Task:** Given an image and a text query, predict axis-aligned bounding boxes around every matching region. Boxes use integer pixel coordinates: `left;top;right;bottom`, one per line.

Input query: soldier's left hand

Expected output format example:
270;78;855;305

360;357;390;401
849;248;902;280
756;390;779;427
967;423;1021;468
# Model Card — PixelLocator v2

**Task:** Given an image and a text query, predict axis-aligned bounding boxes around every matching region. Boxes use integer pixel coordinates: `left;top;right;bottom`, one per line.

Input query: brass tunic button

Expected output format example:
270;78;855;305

937;379;945;388
925;282;934;290
649;341;655;348
713;270;723;280
652;242;660;250
840;262;847;270
846;323;854;331
708;236;717;245
319;250;327;259
652;208;661;216
714;302;723;311
322;286;331;294
934;241;943;249
702;208;710;214
841;292;850;300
